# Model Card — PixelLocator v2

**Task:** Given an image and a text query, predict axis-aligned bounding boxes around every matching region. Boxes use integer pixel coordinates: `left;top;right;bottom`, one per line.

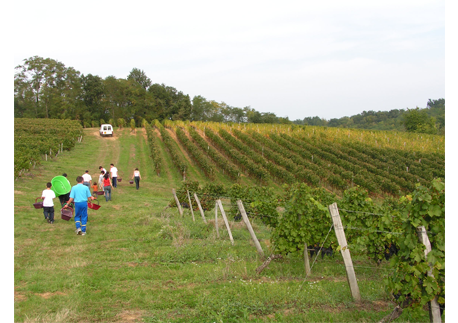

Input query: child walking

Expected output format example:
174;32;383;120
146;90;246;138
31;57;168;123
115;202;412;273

41;182;56;224
92;181;98;196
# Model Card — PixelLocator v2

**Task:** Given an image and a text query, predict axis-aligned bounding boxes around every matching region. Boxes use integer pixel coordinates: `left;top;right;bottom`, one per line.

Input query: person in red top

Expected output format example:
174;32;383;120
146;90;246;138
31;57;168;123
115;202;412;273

103;173;112;202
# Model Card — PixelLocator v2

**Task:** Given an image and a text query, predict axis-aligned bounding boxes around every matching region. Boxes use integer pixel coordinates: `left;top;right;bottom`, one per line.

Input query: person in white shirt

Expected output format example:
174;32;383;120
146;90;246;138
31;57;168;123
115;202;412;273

41;182;56;224
82;170;92;188
98;170;105;190
99;166;107;175
110;164;119;188
131;168;142;190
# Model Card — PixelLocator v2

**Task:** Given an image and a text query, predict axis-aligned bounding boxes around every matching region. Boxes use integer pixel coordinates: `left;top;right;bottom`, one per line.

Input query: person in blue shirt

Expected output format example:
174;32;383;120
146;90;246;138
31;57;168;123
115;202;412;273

63;176;94;236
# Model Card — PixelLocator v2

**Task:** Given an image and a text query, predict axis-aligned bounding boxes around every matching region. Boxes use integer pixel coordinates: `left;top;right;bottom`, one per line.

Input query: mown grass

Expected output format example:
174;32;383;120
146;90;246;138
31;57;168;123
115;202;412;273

14;128;432;322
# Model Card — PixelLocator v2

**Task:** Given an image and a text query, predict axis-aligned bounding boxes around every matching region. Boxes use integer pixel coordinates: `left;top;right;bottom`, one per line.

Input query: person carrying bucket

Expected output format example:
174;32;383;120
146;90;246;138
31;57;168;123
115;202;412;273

55;173;71;207
110;164;119;188
41;182;56;224
131;168;142;190
64;176;94;236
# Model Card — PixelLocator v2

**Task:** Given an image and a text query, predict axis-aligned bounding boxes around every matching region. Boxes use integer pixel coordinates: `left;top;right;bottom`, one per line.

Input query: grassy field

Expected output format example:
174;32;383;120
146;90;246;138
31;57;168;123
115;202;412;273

13;128;433;322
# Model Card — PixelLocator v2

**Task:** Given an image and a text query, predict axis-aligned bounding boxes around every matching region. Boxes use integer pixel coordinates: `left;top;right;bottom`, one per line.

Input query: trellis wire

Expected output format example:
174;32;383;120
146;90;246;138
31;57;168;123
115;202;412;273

293;223;334;299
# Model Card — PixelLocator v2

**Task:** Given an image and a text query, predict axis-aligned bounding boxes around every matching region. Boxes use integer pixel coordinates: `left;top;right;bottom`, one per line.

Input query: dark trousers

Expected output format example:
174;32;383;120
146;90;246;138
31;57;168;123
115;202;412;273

112;177;117;188
59;193;70;207
43;206;55;222
134;176;140;190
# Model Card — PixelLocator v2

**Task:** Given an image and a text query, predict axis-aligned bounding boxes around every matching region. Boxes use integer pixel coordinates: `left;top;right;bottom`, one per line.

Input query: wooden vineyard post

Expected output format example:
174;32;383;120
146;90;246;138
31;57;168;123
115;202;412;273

186;190;195;222
417;226;442;323
214;201;219;238
217;199;234;245
193;193;207;223
172;189;183;217
304;243;311;276
236;200;263;257
328;202;361;302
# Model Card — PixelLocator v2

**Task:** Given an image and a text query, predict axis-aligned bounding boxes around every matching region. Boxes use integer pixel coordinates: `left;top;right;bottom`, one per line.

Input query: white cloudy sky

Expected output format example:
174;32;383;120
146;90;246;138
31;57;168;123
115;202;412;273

13;0;445;121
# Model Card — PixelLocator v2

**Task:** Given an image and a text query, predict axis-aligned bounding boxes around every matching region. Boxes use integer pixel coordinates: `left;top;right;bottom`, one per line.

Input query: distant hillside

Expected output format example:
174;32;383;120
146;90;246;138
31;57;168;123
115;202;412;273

293;99;445;135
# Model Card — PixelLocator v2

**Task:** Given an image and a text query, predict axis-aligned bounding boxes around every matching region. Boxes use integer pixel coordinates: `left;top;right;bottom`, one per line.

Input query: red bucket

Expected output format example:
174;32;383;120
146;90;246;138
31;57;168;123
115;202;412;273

129;180;134;184
33;197;43;209
117;178;122;183
96;191;105;196
88;199;101;210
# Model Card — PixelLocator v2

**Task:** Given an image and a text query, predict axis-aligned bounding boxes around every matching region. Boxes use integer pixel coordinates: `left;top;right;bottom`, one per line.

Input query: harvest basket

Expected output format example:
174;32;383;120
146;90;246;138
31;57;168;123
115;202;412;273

117;171;124;183
96;191;105;196
61;202;74;221
88;199;101;210
129;180;134;184
33;197;43;209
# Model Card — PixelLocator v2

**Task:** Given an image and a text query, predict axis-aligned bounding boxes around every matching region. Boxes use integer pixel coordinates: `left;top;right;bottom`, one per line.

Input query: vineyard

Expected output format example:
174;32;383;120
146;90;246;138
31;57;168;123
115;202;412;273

145;119;445;320
14;118;83;178
146;119;444;197
14;118;445;322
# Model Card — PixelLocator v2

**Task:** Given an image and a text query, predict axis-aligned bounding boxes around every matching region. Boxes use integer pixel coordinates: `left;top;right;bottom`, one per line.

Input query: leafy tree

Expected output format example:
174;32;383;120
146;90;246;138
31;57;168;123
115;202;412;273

427;99;445;134
14;56;82;119
81;74;105;122
303;116;328;126
127;68;152;90
190;95;208;121
245;107;262;123
402;107;437;134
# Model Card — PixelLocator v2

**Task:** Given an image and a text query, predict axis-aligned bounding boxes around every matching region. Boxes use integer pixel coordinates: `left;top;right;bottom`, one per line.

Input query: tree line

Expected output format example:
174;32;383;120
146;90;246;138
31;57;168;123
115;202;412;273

293;99;445;135
14;56;444;135
14;56;291;127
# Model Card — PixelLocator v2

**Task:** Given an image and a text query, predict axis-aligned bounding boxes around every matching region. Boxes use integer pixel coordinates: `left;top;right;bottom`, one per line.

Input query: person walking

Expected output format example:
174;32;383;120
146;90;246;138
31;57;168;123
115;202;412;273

99;166;107;175
63;176;94;235
91;181;99;196
41;182;56;224
58;173;71;207
98;170;105;190
131;168;142;190
103;173;113;202
110;164;119;188
82;170;92;188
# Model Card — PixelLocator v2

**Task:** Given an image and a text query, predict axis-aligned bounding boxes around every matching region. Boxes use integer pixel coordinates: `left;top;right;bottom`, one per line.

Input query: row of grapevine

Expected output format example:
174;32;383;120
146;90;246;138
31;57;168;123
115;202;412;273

188;126;240;180
297;133;442;193
175;127;215;179
346;141;444;180
149;120;444;196
170;177;443;315
249;130;349;190
144;122;162;176
155;120;188;179
281;133;405;194
230;129;296;184
14;118;83;178
204;127;269;182
302;136;411;193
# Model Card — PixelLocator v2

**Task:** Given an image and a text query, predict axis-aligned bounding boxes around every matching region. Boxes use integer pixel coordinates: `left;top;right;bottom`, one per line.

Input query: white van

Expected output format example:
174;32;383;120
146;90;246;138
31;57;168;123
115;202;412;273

99;124;113;137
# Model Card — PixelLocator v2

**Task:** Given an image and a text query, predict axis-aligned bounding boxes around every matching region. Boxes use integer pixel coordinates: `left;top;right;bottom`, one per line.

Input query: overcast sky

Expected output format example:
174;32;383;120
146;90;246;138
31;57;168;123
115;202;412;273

13;0;445;121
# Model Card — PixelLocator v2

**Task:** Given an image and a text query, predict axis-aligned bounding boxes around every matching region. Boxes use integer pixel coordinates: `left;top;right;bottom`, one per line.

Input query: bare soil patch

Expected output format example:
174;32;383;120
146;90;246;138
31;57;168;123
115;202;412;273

115;310;145;323
37;291;67;299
